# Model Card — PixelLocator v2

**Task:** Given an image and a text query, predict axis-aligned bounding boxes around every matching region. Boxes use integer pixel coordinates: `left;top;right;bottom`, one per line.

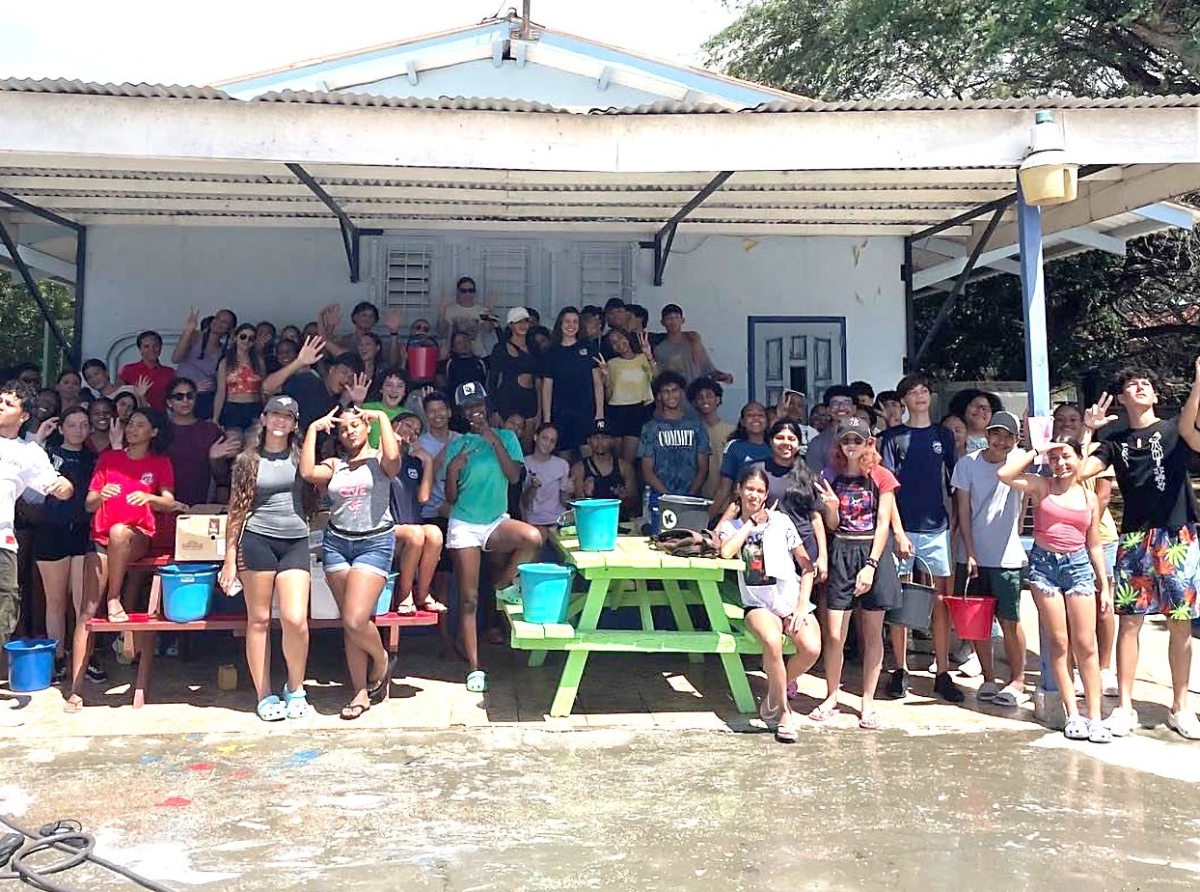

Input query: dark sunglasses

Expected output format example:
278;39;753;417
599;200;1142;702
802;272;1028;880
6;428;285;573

839;435;866;445
237;333;254;341
169;392;196;401
413;325;431;333
458;287;476;294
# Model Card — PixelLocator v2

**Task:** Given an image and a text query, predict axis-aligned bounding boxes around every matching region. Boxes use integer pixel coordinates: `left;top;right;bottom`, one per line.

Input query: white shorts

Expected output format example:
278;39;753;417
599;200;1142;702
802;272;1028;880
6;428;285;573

447;514;508;551
898;529;952;579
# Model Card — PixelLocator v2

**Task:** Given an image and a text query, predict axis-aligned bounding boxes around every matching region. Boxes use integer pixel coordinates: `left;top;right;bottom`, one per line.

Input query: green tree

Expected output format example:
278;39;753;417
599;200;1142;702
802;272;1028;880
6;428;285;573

706;0;1200;393
0;270;75;377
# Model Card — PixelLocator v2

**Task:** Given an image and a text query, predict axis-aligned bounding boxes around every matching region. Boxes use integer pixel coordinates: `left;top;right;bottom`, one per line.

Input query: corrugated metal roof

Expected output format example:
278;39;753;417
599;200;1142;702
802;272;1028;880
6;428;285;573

0;78;232;100
4;78;1200;114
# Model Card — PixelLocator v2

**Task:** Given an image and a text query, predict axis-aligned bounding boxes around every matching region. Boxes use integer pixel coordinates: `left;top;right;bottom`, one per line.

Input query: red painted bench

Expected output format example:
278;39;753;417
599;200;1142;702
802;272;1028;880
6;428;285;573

84;550;439;708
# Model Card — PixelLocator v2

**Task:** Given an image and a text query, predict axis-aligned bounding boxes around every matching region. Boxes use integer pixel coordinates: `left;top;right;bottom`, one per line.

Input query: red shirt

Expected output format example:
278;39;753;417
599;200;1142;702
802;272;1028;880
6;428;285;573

118;360;176;411
89;449;175;546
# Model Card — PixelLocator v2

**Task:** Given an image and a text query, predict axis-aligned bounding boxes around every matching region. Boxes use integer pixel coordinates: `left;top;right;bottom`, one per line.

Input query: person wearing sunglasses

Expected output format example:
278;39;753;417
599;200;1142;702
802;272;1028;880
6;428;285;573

438;277;496;359
805;385;859;474
813;416;902;730
165;377;239;507
213;324;266;435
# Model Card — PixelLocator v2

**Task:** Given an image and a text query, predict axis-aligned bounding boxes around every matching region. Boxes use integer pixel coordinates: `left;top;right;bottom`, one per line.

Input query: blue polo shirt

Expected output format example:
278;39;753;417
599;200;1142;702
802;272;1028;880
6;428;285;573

879;423;957;533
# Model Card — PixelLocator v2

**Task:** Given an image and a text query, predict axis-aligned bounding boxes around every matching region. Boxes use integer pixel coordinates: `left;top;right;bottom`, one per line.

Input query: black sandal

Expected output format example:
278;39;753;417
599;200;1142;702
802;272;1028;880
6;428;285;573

339;702;370;721
367;656;397;704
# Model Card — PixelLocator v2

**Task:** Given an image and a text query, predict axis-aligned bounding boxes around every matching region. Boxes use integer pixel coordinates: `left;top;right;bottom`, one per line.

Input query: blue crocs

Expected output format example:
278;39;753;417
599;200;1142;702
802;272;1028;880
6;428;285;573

281;686;308;720
256;695;286;722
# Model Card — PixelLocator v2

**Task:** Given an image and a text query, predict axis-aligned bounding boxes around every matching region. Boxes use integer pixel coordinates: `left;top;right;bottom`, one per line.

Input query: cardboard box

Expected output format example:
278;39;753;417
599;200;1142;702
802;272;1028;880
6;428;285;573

174;507;228;562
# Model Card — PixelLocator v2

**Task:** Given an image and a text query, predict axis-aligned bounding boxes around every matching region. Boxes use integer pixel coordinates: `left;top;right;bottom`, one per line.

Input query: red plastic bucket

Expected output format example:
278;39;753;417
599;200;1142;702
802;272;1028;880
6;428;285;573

407;344;439;381
944;595;996;640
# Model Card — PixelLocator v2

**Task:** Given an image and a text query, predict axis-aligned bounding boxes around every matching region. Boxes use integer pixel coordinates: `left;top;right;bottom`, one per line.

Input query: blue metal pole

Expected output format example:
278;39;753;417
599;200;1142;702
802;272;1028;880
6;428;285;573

1017;183;1060;716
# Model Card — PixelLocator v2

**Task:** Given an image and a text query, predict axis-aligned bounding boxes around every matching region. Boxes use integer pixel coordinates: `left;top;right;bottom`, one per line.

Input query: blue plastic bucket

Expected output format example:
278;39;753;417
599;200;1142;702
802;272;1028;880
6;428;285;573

4;638;57;692
518;563;574;623
572;499;621;551
159;563;218;623
374;573;399;616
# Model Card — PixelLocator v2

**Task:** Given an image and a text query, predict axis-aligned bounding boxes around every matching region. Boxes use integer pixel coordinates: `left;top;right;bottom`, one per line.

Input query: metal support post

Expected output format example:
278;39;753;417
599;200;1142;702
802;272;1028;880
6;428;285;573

1017;184;1063;729
0;214;74;367
286;163;370;283
639;171;734;286
71;225;87;369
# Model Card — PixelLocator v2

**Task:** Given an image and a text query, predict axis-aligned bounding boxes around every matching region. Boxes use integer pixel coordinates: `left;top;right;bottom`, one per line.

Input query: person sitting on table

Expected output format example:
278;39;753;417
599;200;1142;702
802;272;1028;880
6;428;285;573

67;408;179;713
440;381;542;694
522;422;573;542
570;419;637;518
389;411;447;615
718;465;820;744
219;395;314;722
301;403;401;721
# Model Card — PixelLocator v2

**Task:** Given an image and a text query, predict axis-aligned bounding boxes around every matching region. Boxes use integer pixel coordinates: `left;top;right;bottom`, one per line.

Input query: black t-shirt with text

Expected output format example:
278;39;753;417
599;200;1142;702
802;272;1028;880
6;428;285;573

1094;418;1199;532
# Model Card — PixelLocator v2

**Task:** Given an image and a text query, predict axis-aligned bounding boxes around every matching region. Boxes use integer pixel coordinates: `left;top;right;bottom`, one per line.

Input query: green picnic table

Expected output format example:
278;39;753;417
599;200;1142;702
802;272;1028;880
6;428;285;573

501;532;793;717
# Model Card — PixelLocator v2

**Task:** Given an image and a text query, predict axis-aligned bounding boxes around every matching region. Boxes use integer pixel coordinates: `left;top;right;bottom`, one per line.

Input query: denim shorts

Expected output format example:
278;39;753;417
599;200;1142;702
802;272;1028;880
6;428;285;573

1028;545;1096;597
1102;540;1118;580
897;529;952;578
322;527;395;578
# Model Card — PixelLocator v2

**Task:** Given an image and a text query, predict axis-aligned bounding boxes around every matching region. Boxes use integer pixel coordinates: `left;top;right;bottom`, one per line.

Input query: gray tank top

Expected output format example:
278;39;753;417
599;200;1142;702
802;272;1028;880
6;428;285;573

244;452;308;539
327;456;393;535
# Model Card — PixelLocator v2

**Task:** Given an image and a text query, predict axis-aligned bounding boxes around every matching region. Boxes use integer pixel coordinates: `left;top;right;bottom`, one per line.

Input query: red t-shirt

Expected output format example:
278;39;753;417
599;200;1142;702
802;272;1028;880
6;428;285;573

118;360;176;411
829;465;899;535
89;449;176;546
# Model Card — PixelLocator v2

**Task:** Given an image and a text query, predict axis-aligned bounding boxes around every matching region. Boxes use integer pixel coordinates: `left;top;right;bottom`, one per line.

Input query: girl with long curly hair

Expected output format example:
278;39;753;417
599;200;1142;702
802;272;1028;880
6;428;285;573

812;416;902;730
213;323;266;434
218;395;314;722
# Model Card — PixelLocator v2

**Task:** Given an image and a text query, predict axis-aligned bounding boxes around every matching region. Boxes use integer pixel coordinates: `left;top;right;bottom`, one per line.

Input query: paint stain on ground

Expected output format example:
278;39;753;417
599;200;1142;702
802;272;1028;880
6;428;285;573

156;796;191;807
291;749;321;765
227;769;253;780
186;762;216;772
139;755;163;765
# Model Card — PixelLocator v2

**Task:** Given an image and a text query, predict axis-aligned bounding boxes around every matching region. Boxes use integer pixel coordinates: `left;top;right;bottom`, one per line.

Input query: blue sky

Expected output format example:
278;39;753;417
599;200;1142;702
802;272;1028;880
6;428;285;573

0;0;740;85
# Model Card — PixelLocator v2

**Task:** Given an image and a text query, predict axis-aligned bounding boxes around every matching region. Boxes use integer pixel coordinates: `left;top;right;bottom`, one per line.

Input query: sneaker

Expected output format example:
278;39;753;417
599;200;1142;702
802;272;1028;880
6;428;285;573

951;642;974;665
977;681;1001;701
1101;670;1119;698
886;668;910;700
957;652;983;678
52;655;67;683
164;640;179;658
934;671;965;703
85;658;108;684
1166;710;1200;741
1105;707;1138;737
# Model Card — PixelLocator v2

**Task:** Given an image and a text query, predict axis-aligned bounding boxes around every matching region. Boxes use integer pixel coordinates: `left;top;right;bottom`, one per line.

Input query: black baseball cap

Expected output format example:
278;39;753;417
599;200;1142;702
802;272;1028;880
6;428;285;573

835;417;871;440
589;418;611;437
454;381;488;406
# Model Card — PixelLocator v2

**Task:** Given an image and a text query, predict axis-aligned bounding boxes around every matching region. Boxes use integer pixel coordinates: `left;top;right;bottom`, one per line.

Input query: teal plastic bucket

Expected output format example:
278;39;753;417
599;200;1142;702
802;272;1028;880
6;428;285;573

4;638;57;692
572;499;621;551
518;563;574;624
159;563;218;623
374;573;399;616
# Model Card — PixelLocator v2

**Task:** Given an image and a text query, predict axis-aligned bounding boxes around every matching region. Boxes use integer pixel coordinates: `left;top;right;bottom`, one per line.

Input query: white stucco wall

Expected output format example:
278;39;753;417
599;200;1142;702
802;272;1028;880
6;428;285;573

82;226;905;411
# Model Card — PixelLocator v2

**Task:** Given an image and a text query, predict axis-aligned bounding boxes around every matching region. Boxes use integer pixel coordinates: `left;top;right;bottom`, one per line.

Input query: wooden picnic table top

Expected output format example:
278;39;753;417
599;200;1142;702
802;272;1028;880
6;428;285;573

552;533;743;575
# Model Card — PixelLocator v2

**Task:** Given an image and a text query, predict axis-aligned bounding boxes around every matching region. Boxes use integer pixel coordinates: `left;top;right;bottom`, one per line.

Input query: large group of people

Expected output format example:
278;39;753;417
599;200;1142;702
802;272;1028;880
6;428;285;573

0;287;1196;743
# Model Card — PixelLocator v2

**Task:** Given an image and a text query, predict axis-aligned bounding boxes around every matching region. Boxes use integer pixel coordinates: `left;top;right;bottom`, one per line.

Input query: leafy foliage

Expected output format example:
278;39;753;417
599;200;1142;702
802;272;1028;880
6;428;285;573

0;270;75;376
706;0;1200;393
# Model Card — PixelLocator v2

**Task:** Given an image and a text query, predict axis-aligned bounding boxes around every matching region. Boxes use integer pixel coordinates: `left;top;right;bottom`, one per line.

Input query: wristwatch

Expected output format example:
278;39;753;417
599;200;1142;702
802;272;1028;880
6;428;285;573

864;557;880;569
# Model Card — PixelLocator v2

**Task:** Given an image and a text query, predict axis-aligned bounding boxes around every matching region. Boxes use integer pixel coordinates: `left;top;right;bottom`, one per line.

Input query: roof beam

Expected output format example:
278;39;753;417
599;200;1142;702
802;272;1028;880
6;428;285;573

285;163;371;283
642;170;734;285
8;93;1200;173
0;243;76;281
0;188;81;231
1055;226;1127;255
1132;202;1196;230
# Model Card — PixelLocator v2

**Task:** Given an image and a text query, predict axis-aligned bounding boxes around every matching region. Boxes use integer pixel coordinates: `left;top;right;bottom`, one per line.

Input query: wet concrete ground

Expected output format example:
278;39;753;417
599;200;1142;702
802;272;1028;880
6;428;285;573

2;725;1199;891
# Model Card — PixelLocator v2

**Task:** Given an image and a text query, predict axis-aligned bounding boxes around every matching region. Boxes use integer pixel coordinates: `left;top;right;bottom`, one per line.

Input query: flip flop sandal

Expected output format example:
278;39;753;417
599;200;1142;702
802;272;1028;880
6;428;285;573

466;670;489;693
63;696;84;715
808;704;840;723
281;686;308;720
417;596;448;613
367;656;397;705
339;702;370;721
858;713;881;731
395;596;417;616
256;695;287;722
775;721;799;743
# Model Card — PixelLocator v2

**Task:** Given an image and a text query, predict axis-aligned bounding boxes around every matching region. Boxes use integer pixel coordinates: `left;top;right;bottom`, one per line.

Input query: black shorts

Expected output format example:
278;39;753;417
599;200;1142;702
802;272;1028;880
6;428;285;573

35;522;93;562
826;536;901;612
238;529;310;574
607;402;650;438
495;385;538;421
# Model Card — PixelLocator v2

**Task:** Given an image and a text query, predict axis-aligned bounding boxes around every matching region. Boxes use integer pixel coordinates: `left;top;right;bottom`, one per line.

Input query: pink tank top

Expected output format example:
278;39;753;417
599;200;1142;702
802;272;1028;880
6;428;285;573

1033;490;1091;552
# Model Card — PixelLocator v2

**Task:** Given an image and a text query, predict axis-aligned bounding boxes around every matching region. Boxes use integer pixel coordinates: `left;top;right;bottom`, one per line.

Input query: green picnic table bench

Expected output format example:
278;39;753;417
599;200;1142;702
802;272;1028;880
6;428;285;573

501;532;794;717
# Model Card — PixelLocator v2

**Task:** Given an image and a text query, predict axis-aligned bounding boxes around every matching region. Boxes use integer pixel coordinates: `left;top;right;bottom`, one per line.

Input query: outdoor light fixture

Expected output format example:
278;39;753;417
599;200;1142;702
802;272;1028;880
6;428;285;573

1018;110;1078;206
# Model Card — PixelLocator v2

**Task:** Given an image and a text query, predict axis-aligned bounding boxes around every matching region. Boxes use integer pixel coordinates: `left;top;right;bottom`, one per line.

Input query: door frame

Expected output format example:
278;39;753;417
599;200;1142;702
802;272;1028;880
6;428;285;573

745;315;848;404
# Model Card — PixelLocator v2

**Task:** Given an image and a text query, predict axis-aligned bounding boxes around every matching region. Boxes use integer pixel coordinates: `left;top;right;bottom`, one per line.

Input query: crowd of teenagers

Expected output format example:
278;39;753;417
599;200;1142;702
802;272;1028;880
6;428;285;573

0;285;1197;740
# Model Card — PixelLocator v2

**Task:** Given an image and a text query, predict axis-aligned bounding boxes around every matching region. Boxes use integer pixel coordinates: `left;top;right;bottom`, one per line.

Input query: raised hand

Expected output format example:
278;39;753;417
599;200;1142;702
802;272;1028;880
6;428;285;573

384;308;403;334
593;354;609;378
637;330;652;357
297;335;325;367
1083;393;1118;431
816;478;838;506
310;406;341;435
110;417;125;450
345;372;370;405
208;435;240;460
183;307;200;331
34;417;59;444
133;376;152;399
